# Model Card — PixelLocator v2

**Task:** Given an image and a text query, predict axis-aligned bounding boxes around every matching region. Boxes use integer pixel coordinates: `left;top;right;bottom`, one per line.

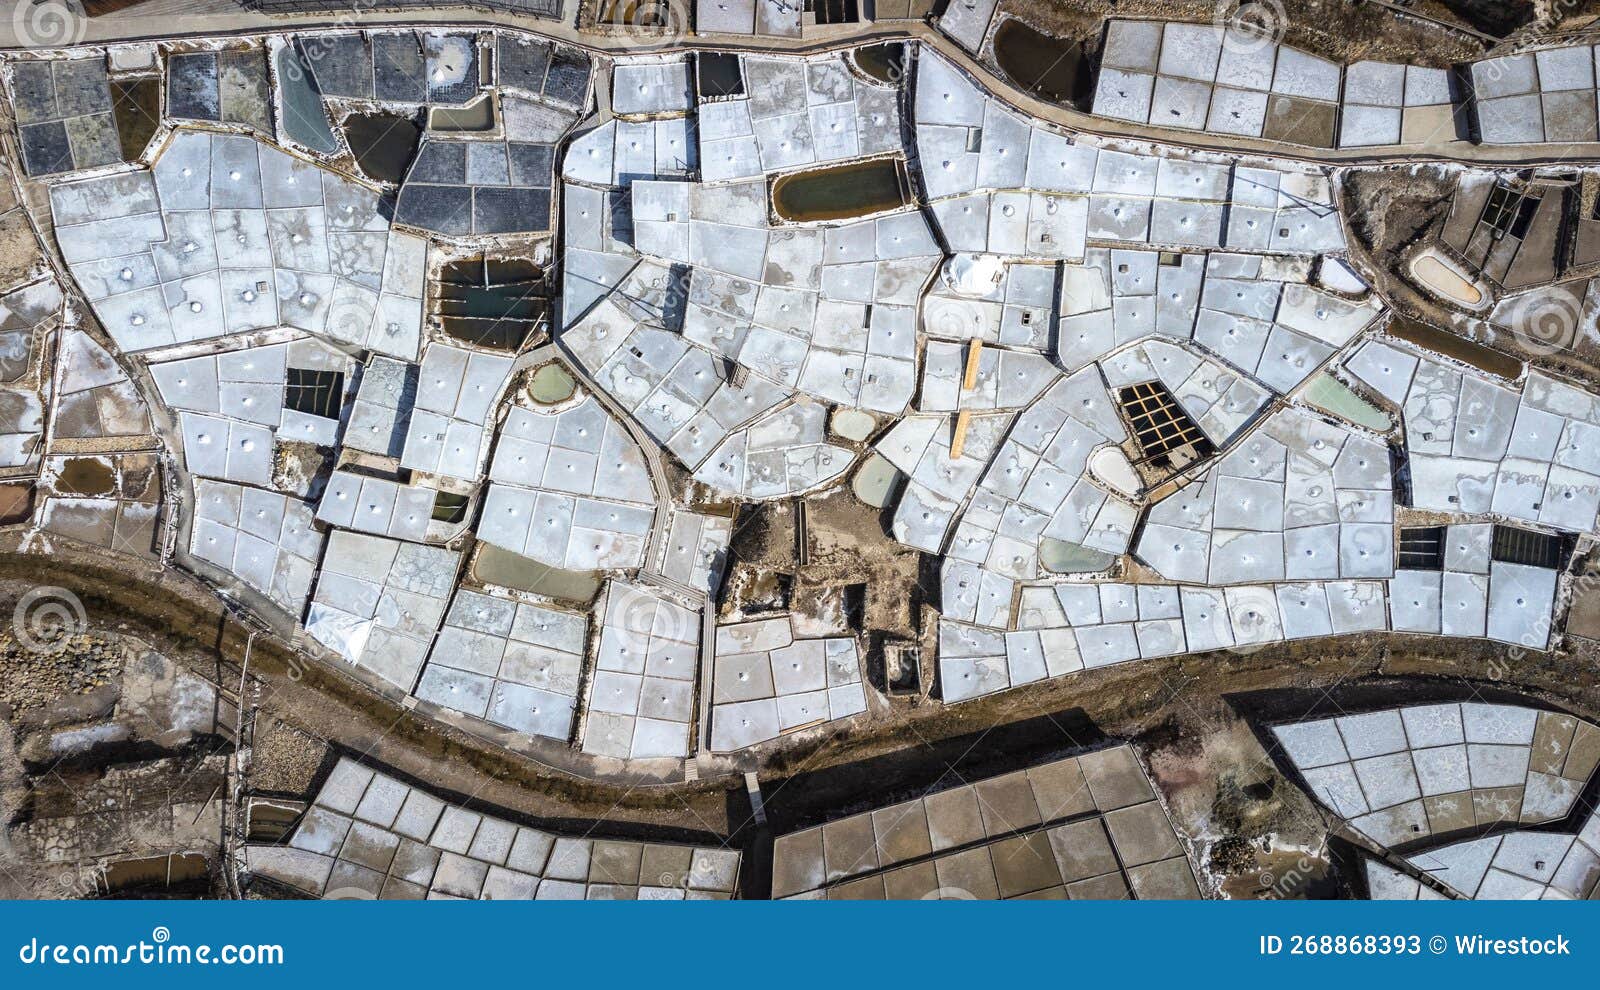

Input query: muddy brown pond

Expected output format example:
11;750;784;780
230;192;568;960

771;158;911;222
993;19;1092;109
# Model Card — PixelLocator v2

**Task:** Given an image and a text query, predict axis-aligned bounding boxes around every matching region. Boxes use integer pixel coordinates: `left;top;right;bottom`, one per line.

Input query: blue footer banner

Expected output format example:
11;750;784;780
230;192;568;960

0;901;1595;987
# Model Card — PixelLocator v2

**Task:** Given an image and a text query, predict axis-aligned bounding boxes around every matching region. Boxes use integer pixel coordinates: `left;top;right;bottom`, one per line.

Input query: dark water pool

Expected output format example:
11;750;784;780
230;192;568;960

111;78;159;161
344;113;421;185
993;19;1091;109
852;43;906;86
771;158;910;222
696;51;744;98
436;258;550;351
57;457;116;497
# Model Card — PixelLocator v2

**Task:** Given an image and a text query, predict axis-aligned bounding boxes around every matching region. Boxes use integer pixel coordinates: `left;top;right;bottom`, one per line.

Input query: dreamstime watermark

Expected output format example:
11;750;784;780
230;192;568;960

17;927;284;966
10;586;87;653
1212;0;1288;55
55;863;108;900
11;0;86;48
1474;0;1589;88
1258;853;1319;899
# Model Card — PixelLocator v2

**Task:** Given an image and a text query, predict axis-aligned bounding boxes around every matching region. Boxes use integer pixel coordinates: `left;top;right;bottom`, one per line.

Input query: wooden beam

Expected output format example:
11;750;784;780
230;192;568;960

950;340;982;460
962;338;983;390
950;410;972;460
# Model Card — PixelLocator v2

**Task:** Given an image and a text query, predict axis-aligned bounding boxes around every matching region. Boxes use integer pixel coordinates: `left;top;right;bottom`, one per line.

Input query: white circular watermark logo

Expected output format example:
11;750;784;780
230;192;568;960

150;926;170;944
1502;290;1581;357
601;0;690;53
1212;0;1288;54
11;586;87;653
616;584;694;657
12;1;86;48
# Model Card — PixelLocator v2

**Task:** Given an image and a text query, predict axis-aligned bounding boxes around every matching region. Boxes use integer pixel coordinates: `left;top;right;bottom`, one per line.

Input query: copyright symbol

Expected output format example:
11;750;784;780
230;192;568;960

1429;935;1446;954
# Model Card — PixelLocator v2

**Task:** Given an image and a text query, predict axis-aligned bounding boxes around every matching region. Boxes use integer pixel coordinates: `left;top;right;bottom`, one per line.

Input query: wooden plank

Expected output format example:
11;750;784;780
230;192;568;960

962;339;983;390
950;409;972;460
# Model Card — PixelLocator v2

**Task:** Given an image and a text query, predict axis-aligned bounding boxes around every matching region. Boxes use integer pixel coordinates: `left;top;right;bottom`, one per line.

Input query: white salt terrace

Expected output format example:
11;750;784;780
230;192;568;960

315;470;435;544
1367;810;1600;899
1274;704;1600;848
1092;20;1458;149
561;285;854;500
246;757;740;899
413;588;588;742
51;130;426;358
580;580;702;761
1135;405;1396;586
477;395;657;571
400;342;515;483
917;51;1348;256
304;531;461;691
23;23;1600;785
150;337;354;450
691;53;903;183
190;479;323;616
939;540;1562;703
1058;249;1384;398
628;177;938;416
939;368;1139;596
710;615;866;751
1346;341;1600;536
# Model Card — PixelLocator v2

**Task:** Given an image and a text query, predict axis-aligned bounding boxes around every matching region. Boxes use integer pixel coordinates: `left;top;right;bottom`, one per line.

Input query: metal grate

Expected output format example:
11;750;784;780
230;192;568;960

1117;380;1214;466
284;369;345;420
1481;182;1540;241
807;0;860;24
1397;526;1446;570
1492;525;1567;569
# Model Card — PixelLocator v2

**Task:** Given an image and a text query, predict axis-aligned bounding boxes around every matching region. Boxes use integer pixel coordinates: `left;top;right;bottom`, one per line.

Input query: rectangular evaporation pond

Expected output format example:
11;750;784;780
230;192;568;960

470;543;602;603
285;368;345;419
372;32;428;103
1300;372;1392;432
428;92;497;132
1491;525;1570;570
435;258;550;350
102;852;211;894
1396;525;1446;570
276;44;340;154
217;50;273;132
112;77;160;161
1387;316;1523;380
432;491;469;524
695;52;744;99
770;157;911;222
166;52;220;121
993;20;1091;109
